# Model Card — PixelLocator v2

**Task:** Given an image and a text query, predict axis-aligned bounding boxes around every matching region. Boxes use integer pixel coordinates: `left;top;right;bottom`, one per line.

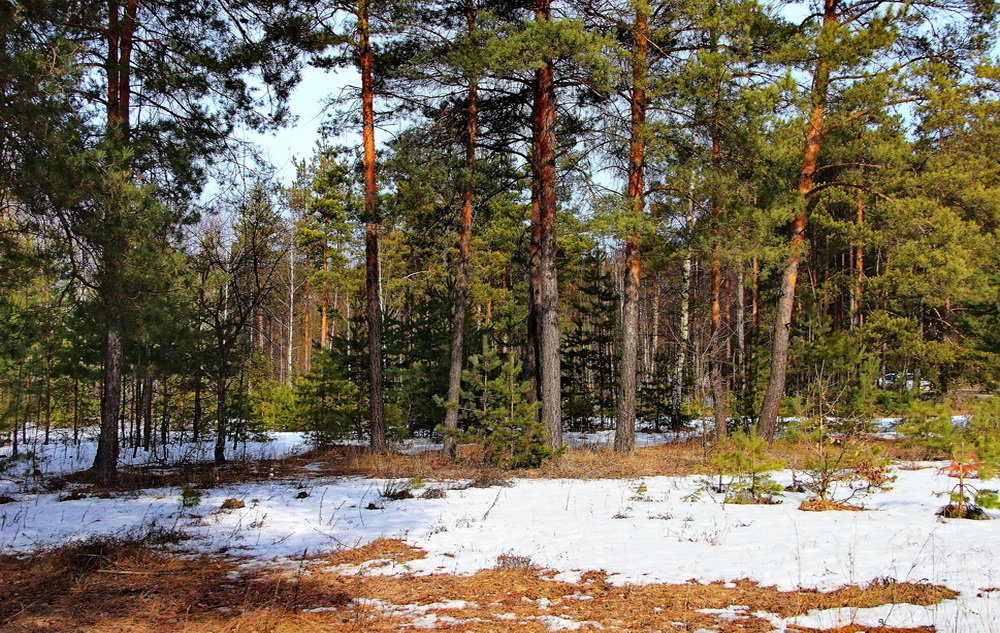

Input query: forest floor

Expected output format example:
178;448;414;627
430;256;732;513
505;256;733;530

1;429;998;632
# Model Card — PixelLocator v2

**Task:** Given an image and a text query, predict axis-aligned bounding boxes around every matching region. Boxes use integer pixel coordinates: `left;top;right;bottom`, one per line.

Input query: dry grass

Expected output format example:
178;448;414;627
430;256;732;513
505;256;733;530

1;537;955;633
298;436;922;482
323;538;427;567
51;435;925;498
299;439;710;480
799;499;867;512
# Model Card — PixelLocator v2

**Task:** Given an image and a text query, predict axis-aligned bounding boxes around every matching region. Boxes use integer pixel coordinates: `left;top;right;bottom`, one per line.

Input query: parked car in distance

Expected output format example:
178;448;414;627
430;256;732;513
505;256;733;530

876;372;933;393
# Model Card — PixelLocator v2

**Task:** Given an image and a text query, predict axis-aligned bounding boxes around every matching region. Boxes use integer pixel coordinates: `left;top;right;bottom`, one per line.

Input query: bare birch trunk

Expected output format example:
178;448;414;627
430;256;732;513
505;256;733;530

669;186;695;431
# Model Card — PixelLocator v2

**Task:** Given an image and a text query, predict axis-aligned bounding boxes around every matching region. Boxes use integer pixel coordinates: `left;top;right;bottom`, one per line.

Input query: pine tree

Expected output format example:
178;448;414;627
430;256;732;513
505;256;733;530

448;338;549;469
9;0;318;483
193;186;287;463
757;0;995;440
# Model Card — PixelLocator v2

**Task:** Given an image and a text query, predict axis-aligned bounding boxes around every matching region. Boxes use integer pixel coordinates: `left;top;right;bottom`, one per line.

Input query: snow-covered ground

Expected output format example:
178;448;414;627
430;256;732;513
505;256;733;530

0;428;312;483
0;427;691;484
2;428;999;632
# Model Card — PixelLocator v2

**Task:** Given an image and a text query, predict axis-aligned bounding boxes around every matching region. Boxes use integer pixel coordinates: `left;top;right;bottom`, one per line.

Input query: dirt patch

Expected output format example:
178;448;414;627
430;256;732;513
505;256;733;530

0;538;955;633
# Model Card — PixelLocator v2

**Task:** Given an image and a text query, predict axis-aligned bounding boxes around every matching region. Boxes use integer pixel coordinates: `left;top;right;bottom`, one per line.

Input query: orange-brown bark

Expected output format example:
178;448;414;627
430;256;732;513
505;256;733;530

615;1;649;454
531;0;561;449
359;0;387;453
757;0;835;440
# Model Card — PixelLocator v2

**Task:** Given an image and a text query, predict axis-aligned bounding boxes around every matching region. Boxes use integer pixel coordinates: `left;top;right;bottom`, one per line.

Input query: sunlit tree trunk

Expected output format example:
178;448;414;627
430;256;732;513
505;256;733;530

93;0;138;484
360;0;387;453
530;0;562;449
286;239;295;383
670;195;694;431
758;1;834;440
615;0;648;453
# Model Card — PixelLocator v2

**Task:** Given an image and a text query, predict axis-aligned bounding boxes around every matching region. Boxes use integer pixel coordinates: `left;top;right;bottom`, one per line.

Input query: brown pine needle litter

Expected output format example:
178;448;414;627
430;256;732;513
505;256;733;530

1;536;954;633
798;499;867;512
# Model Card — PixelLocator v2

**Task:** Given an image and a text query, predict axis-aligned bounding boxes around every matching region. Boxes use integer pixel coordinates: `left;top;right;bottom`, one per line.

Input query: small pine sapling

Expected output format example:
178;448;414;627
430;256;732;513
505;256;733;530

438;344;553;469
936;400;1000;519
796;418;895;508
704;431;785;504
900;398;1000;518
630;480;650;501
896;401;959;459
937;446;999;519
179;485;202;508
968;398;1000;472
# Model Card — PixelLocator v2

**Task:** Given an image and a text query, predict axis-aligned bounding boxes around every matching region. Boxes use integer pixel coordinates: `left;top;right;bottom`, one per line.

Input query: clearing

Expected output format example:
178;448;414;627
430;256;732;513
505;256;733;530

1;430;998;632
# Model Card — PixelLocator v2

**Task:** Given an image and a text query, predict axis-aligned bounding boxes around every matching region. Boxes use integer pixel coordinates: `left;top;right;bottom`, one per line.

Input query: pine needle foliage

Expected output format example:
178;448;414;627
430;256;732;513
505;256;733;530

439;341;552;469
705;430;784;504
786;419;895;504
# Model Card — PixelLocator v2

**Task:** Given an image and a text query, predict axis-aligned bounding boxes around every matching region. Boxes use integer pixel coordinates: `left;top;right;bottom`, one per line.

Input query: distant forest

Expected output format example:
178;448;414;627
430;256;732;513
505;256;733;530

2;0;998;482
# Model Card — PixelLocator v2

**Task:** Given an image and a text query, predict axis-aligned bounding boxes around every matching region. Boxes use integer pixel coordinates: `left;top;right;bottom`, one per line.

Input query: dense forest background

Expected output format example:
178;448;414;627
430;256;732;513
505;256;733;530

2;0;998;482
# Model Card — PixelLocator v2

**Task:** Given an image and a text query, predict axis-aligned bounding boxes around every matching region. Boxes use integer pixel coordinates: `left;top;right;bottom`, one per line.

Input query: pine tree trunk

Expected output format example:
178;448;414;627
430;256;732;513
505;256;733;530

850;194;864;329
93;324;122;483
443;0;478;458
709;133;728;439
192;375;202;442
73;376;80;443
360;0;387;453
287;239;295;383
651;282;660;377
751;256;760;337
132;373;141;448
303;278;312;372
320;255;330;349
141;374;153;451
42;347;51;444
92;0;138;484
531;0;562;449
615;1;648;454
531;0;562;448
160;377;169;448
757;4;832;440
214;360;227;464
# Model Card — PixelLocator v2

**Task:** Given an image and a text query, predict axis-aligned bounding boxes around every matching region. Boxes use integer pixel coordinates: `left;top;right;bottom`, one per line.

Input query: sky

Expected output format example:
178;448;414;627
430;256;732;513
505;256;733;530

244;66;353;184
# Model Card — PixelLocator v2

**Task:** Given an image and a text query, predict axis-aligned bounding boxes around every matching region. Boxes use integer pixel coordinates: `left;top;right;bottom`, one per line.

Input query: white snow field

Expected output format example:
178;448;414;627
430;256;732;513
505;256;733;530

2;431;1000;631
0;429;312;482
